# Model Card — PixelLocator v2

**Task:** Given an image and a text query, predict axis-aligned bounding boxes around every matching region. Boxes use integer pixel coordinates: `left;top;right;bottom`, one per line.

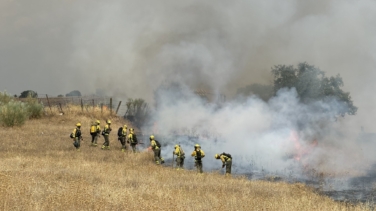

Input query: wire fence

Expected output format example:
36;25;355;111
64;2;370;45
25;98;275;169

16;94;129;116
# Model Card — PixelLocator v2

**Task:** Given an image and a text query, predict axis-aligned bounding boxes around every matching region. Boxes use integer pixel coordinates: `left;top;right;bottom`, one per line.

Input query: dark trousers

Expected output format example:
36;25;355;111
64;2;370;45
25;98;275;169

176;156;185;168
130;143;137;152
103;135;109;146
119;137;126;149
73;137;80;149
226;160;232;174
195;160;203;173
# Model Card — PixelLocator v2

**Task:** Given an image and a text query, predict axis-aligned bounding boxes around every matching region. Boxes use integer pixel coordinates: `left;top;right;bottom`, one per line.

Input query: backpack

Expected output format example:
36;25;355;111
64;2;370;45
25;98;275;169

130;134;138;144
196;150;202;160
221;152;232;159
90;125;96;134
76;129;81;138
155;140;161;148
117;127;123;137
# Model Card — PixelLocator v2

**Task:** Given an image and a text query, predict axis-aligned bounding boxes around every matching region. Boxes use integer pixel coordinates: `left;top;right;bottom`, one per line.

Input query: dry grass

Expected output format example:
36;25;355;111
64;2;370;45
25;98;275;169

0;108;370;210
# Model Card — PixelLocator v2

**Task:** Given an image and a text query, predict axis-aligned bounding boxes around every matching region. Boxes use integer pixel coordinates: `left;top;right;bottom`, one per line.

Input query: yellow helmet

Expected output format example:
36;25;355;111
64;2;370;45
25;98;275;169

150;135;154;140
76;123;81;127
215;154;220;159
129;128;134;133
123;125;127;128
96;120;100;124
175;145;179;148
195;144;200;148
107;120;111;124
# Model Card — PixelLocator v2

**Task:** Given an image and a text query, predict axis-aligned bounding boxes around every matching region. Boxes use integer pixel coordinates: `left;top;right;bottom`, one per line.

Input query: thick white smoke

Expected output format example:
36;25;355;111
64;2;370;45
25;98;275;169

152;86;370;180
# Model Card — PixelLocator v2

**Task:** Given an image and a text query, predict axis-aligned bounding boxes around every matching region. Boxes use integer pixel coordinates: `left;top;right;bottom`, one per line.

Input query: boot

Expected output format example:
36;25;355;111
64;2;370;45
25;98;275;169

101;145;105;150
121;149;125;152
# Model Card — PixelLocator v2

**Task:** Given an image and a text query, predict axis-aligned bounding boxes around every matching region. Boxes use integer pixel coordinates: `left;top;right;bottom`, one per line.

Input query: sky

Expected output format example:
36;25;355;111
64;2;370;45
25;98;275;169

1;0;376;178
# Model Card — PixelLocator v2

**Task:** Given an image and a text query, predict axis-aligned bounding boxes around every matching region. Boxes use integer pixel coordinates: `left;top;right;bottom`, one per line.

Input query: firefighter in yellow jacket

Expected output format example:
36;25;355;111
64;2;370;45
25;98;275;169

71;123;83;151
119;125;127;152
191;144;205;173
215;153;232;175
90;120;101;146
127;128;138;153
173;145;185;169
150;135;164;165
101;120;112;150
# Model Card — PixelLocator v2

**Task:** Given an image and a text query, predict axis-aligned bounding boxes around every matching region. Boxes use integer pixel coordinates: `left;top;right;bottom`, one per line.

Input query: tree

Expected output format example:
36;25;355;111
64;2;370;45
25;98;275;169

19;90;38;98
271;62;357;116
66;90;81;97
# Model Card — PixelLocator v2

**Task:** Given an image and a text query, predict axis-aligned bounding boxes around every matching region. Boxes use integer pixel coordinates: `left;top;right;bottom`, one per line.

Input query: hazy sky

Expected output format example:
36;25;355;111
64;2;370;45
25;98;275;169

1;0;376;129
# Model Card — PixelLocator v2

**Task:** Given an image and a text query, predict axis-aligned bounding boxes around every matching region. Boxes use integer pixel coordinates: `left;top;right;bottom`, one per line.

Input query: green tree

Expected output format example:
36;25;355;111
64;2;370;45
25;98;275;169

271;62;357;116
19;90;38;98
66;90;81;97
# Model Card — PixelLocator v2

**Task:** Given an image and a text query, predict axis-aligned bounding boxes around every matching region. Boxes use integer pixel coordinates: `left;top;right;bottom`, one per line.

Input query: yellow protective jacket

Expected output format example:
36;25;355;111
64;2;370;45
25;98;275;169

103;124;111;135
219;154;231;165
191;149;205;160
150;140;159;150
121;128;127;137
174;146;185;157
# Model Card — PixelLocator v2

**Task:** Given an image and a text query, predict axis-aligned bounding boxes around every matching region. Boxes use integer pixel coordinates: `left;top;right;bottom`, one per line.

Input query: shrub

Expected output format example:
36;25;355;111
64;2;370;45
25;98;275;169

0;91;13;104
25;97;43;119
0;100;29;127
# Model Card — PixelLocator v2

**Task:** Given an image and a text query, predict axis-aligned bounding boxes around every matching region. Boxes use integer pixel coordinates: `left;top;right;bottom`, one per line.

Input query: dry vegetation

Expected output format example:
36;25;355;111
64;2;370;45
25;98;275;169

0;106;370;210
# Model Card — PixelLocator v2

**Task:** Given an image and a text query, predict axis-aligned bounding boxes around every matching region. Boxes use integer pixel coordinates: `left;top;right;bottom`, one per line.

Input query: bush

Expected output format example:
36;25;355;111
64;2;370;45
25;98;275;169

25;97;43;119
0;100;29;127
0;91;13;104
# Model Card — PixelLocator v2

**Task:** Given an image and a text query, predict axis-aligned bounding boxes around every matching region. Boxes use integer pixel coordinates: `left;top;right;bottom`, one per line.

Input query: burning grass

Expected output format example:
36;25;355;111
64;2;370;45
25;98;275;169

0;108;371;210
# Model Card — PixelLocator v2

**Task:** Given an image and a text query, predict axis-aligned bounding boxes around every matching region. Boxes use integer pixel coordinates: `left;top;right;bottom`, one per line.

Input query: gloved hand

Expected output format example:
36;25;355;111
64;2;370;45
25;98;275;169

222;164;225;168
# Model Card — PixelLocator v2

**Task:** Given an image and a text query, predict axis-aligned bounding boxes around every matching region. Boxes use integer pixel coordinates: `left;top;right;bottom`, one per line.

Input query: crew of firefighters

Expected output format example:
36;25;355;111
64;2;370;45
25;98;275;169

71;120;232;175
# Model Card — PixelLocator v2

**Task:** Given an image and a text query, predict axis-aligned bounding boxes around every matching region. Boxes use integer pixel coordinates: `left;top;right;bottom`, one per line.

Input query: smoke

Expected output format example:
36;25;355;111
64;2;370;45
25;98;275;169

152;85;370;179
1;0;376;183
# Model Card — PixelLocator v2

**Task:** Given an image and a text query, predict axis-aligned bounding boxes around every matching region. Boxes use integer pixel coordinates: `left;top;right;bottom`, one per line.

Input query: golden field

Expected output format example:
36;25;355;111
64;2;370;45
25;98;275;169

0;107;370;210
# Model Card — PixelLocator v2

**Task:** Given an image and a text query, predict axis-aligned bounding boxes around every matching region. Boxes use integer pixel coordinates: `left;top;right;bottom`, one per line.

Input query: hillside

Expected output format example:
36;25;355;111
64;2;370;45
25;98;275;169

0;110;369;210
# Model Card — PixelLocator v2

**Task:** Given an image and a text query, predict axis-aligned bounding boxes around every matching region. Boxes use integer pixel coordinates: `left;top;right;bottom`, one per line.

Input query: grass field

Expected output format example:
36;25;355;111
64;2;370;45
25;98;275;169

0;108;370;210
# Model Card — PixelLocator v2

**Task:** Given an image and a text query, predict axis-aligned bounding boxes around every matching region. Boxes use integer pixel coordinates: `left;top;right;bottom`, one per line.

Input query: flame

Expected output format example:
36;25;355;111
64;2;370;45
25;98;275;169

289;131;318;162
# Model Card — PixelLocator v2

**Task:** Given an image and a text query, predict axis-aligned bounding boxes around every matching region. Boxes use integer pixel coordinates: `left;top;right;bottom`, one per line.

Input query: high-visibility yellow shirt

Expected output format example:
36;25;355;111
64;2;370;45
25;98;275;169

220;155;231;164
151;140;159;149
174;146;185;157
191;149;205;158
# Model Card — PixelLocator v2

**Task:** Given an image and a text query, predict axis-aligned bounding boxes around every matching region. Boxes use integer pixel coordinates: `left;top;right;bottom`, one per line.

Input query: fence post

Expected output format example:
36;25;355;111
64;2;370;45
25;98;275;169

101;103;103;114
59;103;64;114
46;94;52;114
110;98;113;115
92;99;95;110
81;98;83;111
116;101;122;115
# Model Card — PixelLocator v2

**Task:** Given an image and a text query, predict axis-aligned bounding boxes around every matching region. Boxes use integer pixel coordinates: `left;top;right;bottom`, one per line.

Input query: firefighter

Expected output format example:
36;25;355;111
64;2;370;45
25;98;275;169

119;125;127;152
150;135;164;164
215;153;232;175
173;144;185;169
101;120;112;150
127;128;138;153
90;120;101;146
71;123;83;151
191;144;205;173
